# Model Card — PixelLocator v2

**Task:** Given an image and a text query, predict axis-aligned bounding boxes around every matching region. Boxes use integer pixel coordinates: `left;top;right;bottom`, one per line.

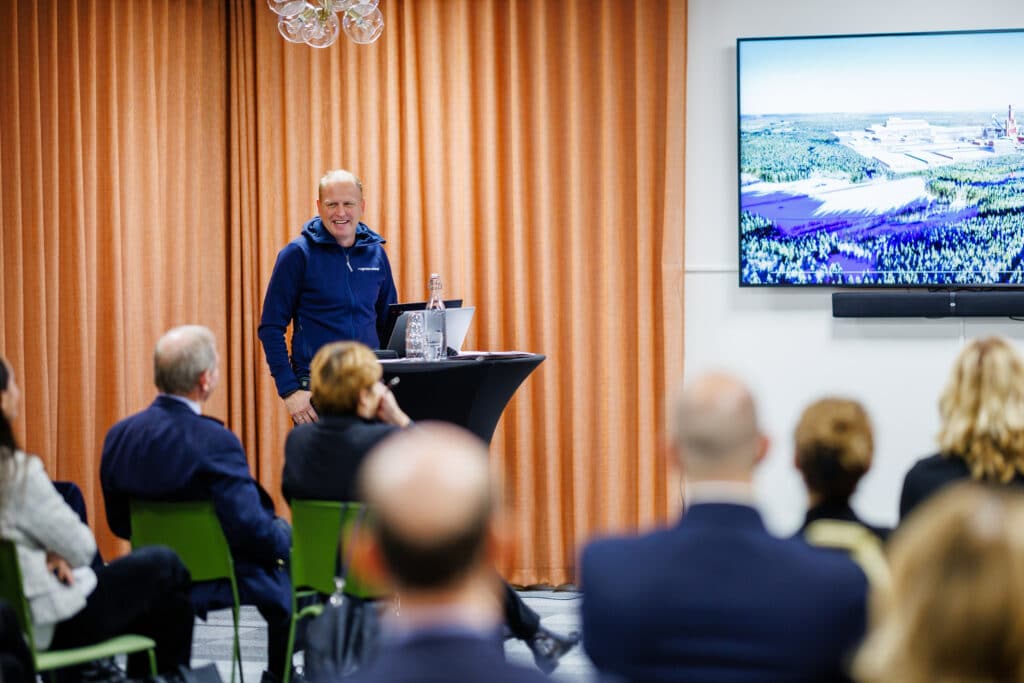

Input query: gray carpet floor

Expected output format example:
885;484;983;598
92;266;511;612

191;590;592;682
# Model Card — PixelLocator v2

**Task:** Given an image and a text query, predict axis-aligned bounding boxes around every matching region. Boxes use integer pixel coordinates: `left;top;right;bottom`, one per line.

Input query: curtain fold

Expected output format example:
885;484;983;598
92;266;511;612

1;0;685;585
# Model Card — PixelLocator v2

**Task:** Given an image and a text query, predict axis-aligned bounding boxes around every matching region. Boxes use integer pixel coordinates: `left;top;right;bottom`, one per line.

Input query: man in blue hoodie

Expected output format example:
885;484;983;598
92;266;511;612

259;169;398;425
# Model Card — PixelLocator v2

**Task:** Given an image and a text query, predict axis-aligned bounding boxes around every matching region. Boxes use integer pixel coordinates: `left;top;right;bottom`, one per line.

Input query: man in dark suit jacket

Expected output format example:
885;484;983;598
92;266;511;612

343;423;549;683
100;325;293;683
581;373;869;683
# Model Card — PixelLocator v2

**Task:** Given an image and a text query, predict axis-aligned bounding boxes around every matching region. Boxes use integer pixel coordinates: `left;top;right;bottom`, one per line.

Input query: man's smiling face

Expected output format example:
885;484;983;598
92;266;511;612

317;178;364;247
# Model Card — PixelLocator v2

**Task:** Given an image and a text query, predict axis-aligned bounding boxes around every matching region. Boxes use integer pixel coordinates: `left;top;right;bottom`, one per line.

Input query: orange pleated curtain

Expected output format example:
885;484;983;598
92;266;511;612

0;0;686;586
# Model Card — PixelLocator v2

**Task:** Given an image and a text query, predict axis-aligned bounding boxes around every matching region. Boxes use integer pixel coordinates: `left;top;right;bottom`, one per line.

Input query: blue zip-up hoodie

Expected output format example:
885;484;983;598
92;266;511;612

258;217;398;397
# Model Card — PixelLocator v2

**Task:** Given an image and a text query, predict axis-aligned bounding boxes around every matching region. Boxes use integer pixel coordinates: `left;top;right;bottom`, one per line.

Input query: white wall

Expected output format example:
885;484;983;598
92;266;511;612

686;0;1024;534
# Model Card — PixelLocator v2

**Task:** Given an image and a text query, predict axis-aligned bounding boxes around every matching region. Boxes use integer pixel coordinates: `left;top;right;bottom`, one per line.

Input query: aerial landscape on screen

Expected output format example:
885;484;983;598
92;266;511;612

738;30;1024;286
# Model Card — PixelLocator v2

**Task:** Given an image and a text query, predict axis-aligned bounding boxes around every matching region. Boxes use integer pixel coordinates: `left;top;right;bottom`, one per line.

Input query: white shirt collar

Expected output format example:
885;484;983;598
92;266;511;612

162;393;202;415
685;480;756;508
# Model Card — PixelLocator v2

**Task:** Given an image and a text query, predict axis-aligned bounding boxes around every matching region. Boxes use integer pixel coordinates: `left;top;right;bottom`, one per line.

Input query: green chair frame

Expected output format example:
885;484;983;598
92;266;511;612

283;500;383;683
0;539;157;681
130;500;243;683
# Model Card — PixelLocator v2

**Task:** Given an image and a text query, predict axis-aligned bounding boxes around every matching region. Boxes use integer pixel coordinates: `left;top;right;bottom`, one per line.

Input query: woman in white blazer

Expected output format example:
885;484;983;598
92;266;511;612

0;356;194;679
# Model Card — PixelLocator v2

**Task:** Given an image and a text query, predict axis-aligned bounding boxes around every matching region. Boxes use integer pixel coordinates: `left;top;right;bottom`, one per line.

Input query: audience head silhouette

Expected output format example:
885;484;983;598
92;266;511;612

856;483;1024;683
0;354;20;425
671;372;767;480
937;336;1024;483
0;355;21;506
310;341;381;417
153;325;219;402
359;422;497;596
795;398;873;505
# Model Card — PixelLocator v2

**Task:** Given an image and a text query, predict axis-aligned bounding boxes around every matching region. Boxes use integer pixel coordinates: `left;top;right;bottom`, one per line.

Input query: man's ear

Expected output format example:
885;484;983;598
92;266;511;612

350;532;393;594
753;433;770;467
198;368;213;394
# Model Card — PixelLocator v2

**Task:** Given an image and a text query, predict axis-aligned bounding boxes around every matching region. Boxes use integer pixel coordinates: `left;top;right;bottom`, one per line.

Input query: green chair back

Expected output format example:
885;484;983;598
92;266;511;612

291;500;382;597
130;500;242;683
283;500;385;683
0;539;157;679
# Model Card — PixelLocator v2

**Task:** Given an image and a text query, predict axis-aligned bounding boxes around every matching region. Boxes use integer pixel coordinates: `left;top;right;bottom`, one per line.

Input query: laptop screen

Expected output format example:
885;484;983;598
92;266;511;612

387;306;476;357
379;299;462;349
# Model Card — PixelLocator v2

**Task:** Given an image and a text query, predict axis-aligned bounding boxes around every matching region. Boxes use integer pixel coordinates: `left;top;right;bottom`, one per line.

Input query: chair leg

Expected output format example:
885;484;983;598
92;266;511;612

147;647;158;675
282;615;297;683
232;603;243;683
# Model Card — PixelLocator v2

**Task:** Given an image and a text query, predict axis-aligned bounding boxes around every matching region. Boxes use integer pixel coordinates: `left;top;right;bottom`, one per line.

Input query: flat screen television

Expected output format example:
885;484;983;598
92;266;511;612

737;29;1024;287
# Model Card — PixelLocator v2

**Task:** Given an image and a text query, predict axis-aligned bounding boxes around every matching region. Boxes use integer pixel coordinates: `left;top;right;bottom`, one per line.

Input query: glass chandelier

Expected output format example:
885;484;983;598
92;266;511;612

268;0;384;49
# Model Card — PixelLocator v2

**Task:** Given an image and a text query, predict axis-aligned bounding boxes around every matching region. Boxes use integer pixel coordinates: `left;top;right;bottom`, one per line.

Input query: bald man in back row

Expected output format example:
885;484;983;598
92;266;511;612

345;423;550;683
581;373;868;683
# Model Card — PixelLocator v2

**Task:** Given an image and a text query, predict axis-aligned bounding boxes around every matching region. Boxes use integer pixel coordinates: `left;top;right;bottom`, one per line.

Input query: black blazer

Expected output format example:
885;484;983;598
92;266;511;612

899;453;1024;522
282;414;398;502
346;631;549;683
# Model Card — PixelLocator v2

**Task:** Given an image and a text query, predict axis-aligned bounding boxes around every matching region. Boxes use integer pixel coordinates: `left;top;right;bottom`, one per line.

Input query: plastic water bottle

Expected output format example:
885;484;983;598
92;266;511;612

425;273;447;361
404;310;426;361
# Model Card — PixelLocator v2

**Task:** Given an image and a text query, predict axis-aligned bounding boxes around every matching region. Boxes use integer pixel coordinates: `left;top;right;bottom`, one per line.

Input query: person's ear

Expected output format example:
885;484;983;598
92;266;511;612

753;433;770;466
350;532;393;594
198;368;213;395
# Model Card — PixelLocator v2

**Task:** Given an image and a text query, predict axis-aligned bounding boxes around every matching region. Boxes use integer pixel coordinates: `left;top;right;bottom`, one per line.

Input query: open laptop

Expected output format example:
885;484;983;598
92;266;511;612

387;306;476;357
380;299;462;350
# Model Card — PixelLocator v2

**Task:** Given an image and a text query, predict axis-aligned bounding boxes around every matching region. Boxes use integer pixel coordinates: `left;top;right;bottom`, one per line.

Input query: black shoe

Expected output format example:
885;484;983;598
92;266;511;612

81;658;130;683
260;669;306;683
527;627;580;674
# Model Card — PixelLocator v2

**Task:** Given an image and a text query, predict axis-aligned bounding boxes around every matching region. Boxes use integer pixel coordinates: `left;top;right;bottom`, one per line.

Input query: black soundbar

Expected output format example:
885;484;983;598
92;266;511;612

832;291;1024;318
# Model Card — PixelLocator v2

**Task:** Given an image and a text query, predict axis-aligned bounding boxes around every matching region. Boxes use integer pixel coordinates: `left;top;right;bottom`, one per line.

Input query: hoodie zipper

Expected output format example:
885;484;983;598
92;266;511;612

345;251;353;272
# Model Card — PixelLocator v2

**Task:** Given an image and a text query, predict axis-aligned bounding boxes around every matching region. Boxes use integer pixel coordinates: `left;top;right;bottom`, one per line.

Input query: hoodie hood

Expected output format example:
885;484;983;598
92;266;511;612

302;216;387;247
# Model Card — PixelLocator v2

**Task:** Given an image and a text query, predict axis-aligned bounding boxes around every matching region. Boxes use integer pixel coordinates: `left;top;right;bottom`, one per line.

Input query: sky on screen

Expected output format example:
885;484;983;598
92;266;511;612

740;31;1024;115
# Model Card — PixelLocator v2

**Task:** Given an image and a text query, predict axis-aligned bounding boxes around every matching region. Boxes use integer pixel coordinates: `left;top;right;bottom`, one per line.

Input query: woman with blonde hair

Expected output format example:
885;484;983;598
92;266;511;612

855;483;1024;683
281;340;410;502
899;336;1024;520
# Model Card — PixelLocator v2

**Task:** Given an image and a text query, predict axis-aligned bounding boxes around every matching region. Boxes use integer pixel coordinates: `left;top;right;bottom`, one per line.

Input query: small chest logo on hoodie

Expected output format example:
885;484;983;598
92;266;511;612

357;267;381;272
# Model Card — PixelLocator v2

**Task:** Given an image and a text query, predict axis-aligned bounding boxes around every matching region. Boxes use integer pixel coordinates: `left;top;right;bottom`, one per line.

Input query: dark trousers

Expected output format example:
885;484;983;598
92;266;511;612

503;582;541;641
0;599;34;682
50;546;194;676
260;601;290;679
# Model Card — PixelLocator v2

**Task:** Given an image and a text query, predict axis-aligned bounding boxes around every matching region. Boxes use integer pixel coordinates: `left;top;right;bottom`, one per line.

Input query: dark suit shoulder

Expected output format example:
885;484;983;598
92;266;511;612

347;634;548;683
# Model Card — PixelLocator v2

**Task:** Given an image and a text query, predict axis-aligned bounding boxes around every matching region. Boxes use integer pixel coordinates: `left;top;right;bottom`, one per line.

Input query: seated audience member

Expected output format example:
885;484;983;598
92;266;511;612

282;341;411;503
854;483;1024;683
99;325;292;683
1;357;102;571
794;398;889;585
0;355;193;680
581;373;868;683
900;336;1024;521
282;341;578;673
344;423;550;683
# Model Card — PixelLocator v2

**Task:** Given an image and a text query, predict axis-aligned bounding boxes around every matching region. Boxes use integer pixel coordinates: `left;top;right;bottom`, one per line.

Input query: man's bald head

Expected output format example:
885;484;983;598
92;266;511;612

671;373;764;477
318;169;363;200
359;422;494;590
